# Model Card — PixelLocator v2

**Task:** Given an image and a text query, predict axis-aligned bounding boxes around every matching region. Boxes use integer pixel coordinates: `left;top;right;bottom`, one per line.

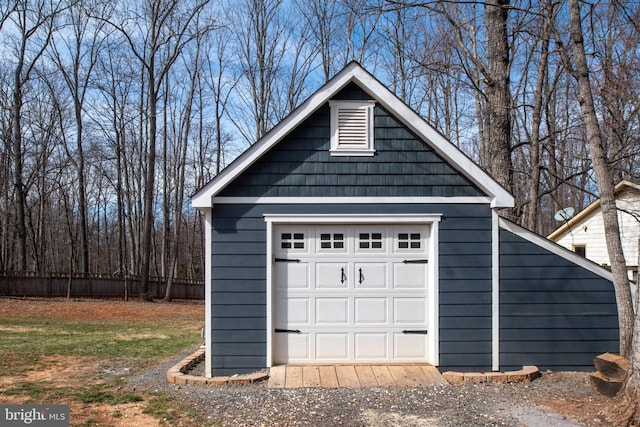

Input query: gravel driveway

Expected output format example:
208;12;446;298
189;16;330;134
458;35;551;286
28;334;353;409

128;349;610;427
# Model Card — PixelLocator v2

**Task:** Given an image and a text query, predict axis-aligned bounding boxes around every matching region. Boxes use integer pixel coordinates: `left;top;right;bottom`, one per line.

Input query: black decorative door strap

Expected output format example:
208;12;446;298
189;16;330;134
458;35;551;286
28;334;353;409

275;328;301;333
402;259;428;264
402;330;428;334
275;257;301;263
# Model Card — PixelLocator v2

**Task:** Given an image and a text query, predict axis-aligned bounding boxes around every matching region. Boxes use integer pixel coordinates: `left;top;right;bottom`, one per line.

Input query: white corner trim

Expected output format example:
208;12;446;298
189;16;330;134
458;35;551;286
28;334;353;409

429;219;440;366
499;217;614;281
265;221;273;368
492;210;500;372
213;196;492;205
203;208;213;378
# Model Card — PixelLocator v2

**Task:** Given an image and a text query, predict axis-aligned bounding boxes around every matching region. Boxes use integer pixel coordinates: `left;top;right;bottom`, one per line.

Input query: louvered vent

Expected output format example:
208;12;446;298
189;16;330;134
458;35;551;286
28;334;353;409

337;108;368;145
329;100;376;156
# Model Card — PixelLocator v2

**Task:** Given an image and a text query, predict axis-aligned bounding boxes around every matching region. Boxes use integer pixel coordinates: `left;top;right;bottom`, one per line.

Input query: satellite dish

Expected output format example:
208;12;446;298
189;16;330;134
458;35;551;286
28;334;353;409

554;207;575;221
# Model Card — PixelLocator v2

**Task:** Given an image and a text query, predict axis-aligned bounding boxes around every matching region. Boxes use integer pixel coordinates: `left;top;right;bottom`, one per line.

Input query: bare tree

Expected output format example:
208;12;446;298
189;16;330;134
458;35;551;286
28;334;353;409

554;0;637;422
101;0;211;300
6;0;66;271
229;0;289;141
49;0;108;274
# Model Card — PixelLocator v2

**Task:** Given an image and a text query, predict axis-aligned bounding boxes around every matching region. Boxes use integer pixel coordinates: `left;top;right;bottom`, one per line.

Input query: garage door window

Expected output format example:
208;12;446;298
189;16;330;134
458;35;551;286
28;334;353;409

320;233;344;249
398;233;421;249
358;233;383;249
281;233;305;249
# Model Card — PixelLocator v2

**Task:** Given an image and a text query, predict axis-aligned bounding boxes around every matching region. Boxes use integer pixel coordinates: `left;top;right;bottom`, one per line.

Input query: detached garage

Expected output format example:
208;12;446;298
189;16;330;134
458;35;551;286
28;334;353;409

191;62;618;377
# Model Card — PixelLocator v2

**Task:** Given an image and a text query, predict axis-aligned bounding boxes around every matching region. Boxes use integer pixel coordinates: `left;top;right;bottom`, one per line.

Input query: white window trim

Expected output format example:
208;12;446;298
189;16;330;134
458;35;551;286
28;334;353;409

264;214;441;367
329;100;376;156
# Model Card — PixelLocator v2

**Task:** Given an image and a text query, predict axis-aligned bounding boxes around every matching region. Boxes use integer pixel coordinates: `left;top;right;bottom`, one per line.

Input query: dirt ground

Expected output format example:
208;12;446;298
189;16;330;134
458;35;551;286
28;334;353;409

0;298;616;426
0;297;204;426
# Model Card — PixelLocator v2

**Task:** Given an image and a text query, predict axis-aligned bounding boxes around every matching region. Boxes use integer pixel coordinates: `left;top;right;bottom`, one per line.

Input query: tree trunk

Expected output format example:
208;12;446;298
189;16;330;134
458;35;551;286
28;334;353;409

12;63;27;271
139;69;156;302
567;0;634;359
525;1;551;232
483;0;513;197
565;0;638;422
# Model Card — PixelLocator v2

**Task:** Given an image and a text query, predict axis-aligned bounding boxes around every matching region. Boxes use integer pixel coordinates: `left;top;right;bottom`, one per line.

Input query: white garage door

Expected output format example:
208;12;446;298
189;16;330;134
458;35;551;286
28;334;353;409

273;224;431;364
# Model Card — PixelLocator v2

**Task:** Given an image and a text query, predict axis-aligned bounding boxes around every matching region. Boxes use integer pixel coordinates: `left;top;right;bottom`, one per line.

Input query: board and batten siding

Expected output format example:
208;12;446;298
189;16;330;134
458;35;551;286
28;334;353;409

499;227;619;371
210;203;493;375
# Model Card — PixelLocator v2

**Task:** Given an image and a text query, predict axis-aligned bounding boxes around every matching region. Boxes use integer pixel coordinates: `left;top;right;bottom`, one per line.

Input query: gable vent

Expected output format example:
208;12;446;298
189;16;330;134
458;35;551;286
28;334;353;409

338;108;368;145
329;100;376;156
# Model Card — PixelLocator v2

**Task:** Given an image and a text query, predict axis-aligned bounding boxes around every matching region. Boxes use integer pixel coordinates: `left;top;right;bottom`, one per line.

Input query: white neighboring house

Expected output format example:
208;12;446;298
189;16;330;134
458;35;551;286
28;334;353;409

548;180;640;282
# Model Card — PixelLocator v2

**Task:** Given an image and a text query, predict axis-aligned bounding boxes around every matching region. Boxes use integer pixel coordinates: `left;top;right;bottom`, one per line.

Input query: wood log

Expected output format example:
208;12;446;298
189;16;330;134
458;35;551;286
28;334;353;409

590;371;623;398
594;353;629;380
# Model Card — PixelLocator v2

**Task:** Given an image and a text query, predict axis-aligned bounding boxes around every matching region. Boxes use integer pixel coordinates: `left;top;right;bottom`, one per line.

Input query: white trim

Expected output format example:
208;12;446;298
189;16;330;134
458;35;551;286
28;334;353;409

265;221;273;368
492;210;500;372
428;219;440;366
264;213;443;224
213;196;493;205
329;100;376;156
264;214;441;366
191;62;514;210
499;217;614;281
203;208;213;378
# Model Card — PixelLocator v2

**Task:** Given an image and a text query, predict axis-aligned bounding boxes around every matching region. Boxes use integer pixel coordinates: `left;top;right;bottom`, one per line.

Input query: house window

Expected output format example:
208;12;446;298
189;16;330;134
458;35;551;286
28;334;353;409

329;100;376;156
573;244;586;258
281;233;305;249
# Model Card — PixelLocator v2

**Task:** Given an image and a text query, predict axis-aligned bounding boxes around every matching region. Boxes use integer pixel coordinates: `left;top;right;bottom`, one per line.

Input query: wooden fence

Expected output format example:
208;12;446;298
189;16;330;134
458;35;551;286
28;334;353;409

0;272;204;300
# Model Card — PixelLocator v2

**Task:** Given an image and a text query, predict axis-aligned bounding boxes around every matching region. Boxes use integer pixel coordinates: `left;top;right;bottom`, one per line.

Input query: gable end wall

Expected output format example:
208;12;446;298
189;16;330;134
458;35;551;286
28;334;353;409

218;84;484;199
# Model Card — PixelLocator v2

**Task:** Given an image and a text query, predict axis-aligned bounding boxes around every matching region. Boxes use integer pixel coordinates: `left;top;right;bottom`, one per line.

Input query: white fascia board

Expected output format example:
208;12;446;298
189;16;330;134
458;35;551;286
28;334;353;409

191;62;514;210
351;70;514;209
499;217;614;281
214;196;492;205
191;63;364;209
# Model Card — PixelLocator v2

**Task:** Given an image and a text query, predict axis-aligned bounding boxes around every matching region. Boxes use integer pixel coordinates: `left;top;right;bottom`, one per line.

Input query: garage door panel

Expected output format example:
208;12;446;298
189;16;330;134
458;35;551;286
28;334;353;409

394;333;428;359
316;263;349;288
354;297;387;324
274;333;310;362
275;263;310;289
354;262;387;288
393;263;427;288
355;333;388;359
394;298;426;323
274;297;309;324
316;298;349;324
316;333;349;360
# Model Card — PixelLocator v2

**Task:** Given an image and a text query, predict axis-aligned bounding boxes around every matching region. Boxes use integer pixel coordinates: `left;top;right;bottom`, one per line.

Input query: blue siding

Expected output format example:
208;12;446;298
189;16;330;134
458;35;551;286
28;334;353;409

499;228;619;371
210;203;493;375
218;84;484;199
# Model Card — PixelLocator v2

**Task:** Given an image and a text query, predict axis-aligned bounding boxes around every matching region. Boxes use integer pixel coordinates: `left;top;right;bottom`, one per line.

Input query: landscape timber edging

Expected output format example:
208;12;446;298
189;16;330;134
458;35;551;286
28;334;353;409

442;366;541;384
166;345;269;386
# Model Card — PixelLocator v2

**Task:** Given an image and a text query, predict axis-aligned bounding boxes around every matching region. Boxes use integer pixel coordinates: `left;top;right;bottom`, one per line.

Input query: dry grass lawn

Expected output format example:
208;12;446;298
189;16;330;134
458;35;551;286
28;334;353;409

0;297;205;426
